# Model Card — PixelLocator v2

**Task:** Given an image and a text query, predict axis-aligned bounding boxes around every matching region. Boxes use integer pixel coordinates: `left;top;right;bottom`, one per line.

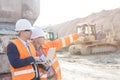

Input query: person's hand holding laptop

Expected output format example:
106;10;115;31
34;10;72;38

35;48;56;68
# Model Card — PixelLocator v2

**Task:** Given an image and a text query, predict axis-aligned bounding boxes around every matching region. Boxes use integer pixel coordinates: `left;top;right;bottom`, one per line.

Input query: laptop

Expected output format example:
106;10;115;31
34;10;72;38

46;47;56;61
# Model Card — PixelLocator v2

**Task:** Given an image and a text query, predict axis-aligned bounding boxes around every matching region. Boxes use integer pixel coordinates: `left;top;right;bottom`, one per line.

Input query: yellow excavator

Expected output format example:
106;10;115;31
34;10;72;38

69;23;117;55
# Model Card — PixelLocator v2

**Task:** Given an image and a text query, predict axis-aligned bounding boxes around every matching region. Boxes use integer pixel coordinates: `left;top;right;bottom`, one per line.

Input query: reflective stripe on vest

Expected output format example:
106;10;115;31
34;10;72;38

40;73;47;78
61;34;78;47
69;34;73;43
50;57;58;66
39;71;47;80
55;66;60;73
12;68;34;76
61;38;66;47
50;57;60;73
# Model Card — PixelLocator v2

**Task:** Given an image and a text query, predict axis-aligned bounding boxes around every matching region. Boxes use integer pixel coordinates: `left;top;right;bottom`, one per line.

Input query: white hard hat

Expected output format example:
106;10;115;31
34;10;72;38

15;19;33;31
31;27;45;39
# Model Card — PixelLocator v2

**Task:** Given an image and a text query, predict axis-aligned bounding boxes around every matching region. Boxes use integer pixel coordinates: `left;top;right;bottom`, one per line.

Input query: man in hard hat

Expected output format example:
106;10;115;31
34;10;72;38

31;27;79;80
7;19;40;80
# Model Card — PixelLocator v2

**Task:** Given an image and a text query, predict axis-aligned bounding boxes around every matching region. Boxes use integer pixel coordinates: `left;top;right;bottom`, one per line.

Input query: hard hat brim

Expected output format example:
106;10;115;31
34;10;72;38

15;27;34;31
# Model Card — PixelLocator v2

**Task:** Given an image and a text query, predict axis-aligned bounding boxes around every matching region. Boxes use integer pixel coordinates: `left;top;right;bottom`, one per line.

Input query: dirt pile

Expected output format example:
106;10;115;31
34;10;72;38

49;8;120;41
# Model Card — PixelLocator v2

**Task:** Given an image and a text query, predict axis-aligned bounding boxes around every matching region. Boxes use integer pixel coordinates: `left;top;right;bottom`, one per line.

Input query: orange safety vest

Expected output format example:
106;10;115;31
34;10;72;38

10;39;37;80
38;33;79;80
39;69;47;80
36;51;47;80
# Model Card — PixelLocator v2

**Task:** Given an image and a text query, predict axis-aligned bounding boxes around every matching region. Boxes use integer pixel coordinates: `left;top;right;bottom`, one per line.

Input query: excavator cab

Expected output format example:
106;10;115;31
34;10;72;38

76;23;96;43
77;23;94;35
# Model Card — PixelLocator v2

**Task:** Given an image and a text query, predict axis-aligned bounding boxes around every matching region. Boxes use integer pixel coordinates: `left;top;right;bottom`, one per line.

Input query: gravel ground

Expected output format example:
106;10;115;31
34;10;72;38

57;51;120;80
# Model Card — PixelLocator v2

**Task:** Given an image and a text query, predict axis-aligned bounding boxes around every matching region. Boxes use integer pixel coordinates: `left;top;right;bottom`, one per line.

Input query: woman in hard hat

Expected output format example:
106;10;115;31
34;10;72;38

7;19;40;80
31;27;79;80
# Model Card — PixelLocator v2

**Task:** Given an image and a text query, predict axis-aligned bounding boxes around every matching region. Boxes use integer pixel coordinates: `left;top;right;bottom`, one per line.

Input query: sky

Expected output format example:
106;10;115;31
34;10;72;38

34;0;120;27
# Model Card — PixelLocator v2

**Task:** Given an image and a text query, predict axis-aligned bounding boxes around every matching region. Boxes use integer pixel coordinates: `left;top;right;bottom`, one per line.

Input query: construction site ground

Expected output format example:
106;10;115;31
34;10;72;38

57;49;120;80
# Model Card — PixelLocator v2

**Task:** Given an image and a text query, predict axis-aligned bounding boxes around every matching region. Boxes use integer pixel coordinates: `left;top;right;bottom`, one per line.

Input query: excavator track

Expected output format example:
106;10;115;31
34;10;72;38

69;43;118;55
87;43;118;54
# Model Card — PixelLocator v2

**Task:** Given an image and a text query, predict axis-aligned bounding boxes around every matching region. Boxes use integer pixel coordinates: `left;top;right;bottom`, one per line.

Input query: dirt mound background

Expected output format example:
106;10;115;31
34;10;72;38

48;8;120;40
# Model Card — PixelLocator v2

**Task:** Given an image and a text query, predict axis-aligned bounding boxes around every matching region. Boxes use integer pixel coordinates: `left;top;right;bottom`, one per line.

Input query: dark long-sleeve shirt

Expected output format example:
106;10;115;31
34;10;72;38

7;42;35;68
